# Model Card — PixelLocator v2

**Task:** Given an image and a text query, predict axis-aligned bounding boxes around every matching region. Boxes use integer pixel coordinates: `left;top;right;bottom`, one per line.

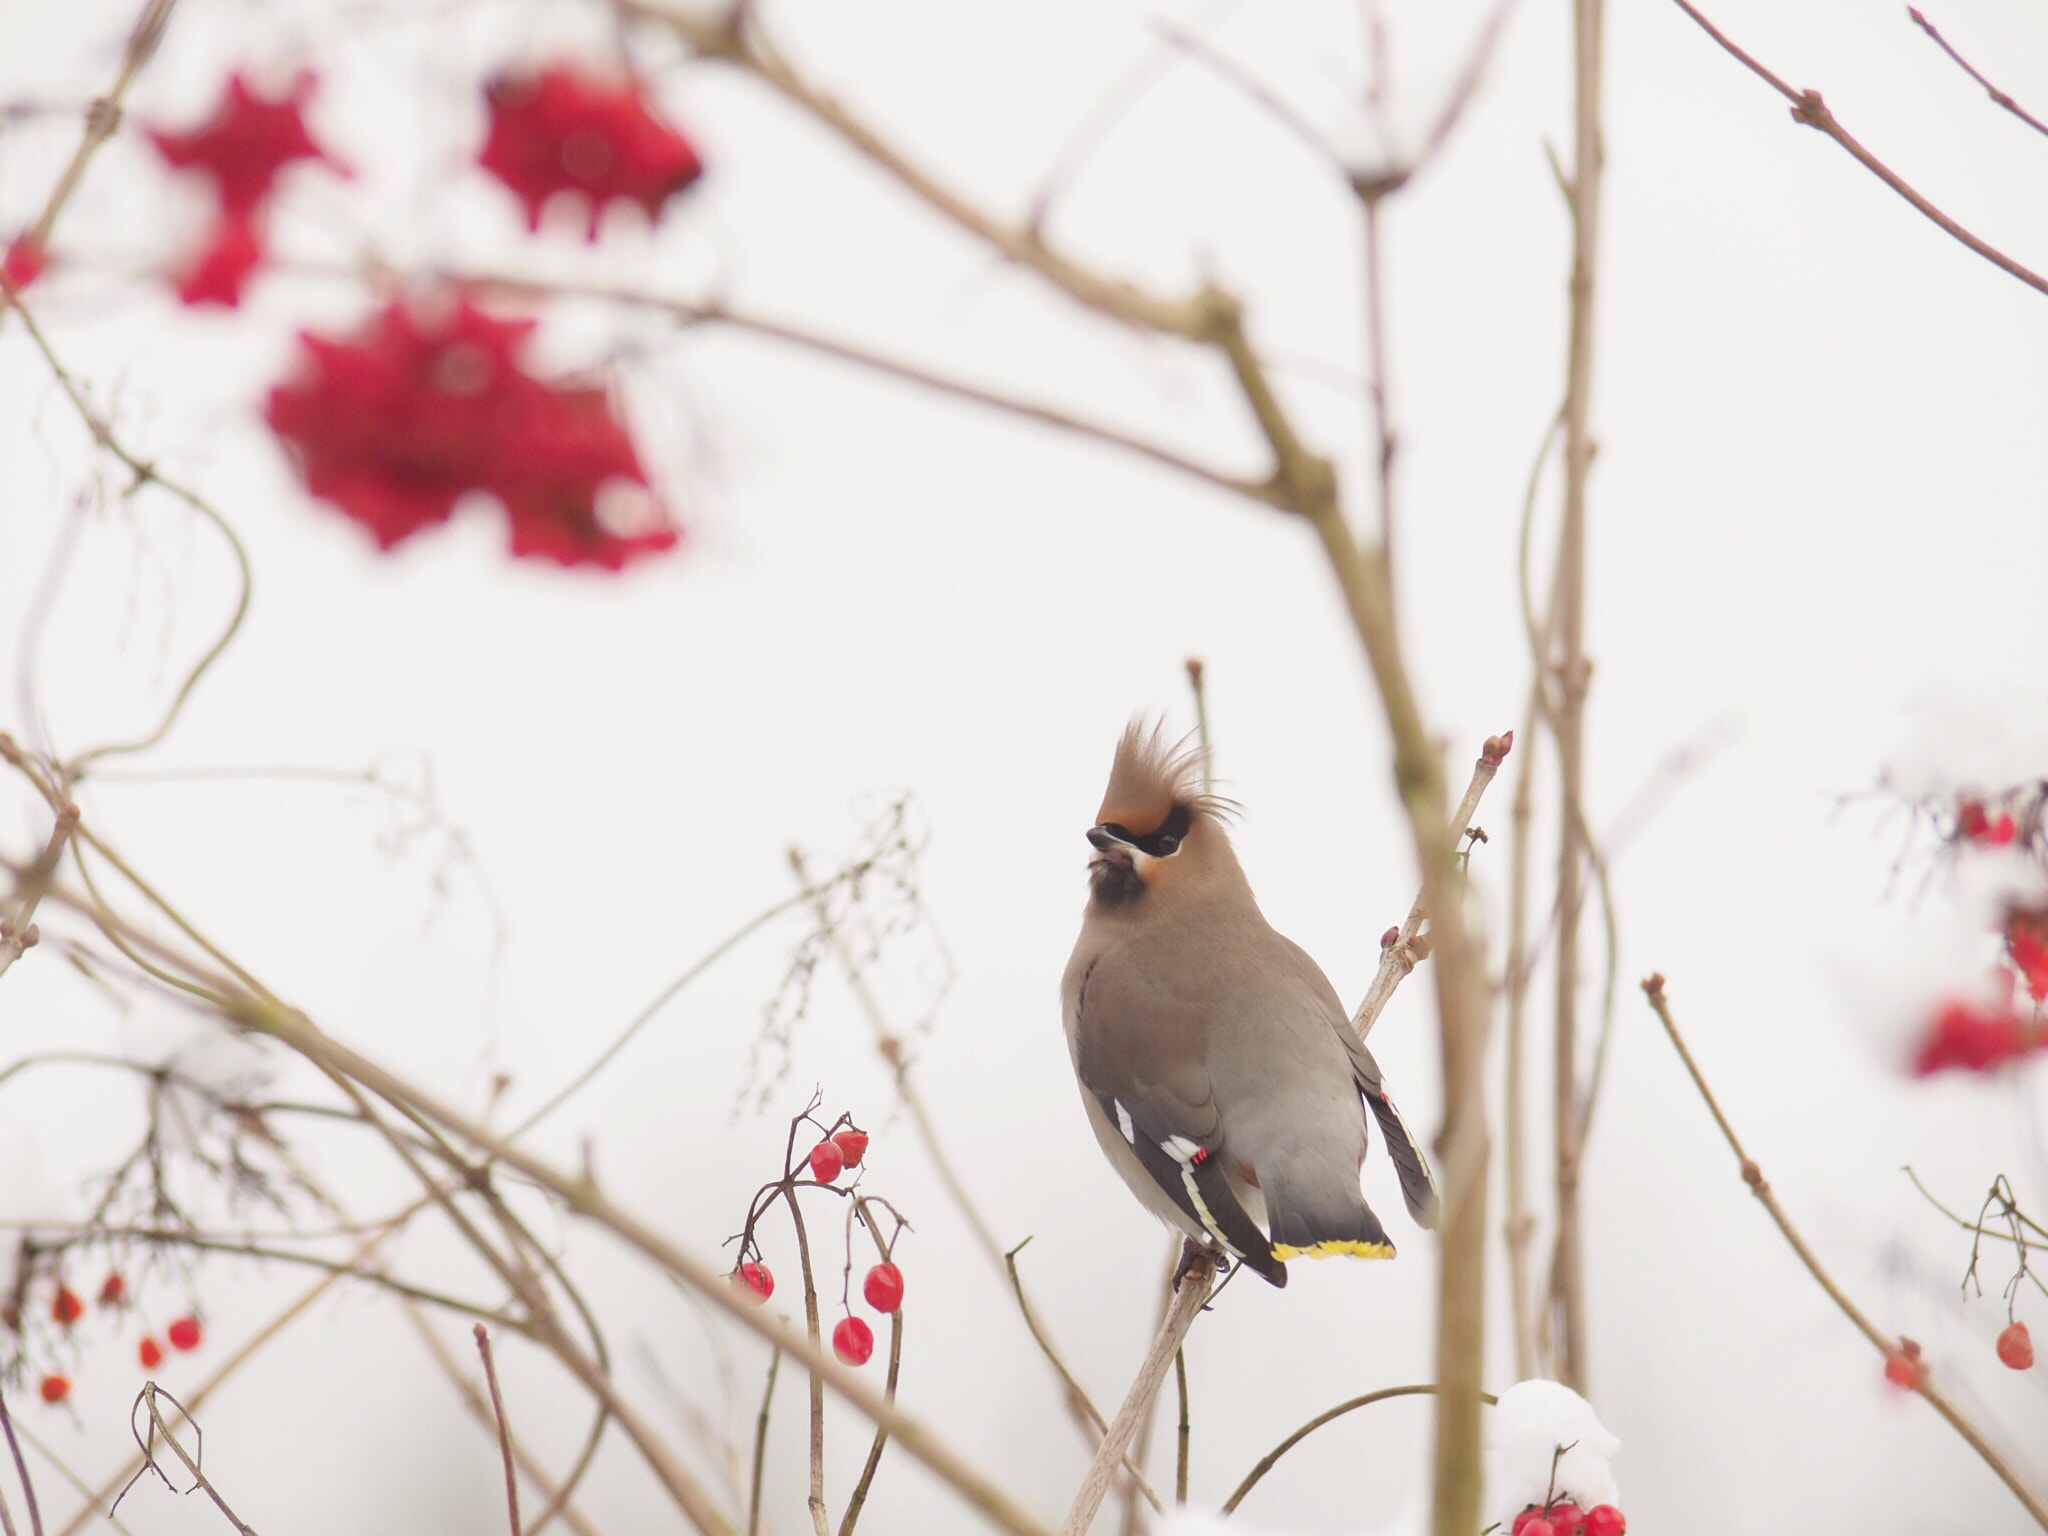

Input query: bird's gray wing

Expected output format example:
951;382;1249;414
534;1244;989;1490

1073;945;1285;1283
1275;938;1442;1230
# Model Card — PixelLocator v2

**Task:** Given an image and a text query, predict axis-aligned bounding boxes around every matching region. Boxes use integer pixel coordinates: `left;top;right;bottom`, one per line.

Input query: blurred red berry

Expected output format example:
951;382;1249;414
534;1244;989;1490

1583;1506;1625;1536
1543;1502;1584;1535
38;1374;69;1404
51;1287;82;1326
831;1316;874;1366
138;1335;164;1369
98;1273;127;1307
732;1261;774;1305
480;66;703;237
831;1129;869;1168
1518;1521;1554;1536
149;72;341;216
2006;912;2048;1003
175;213;264;308
1997;1321;2034;1370
808;1139;844;1183
1884;1348;1924;1390
3;234;46;291
167;1315;203;1351
266;298;675;569
1913;998;2028;1075
862;1262;904;1313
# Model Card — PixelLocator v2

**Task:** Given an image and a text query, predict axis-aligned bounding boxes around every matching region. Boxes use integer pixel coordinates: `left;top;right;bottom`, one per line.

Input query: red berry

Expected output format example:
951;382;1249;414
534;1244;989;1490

1518;1521;1555;1536
98;1273;127;1307
862;1262;904;1313
38;1374;69;1404
51;1287;82;1326
1583;1507;1625;1536
1510;1510;1543;1536
831;1129;869;1168
1997;1321;2034;1370
807;1140;844;1183
167;1315;203;1352
1884;1349;1924;1390
139;1335;164;1369
1544;1502;1584;1535
732;1261;774;1305
831;1316;874;1366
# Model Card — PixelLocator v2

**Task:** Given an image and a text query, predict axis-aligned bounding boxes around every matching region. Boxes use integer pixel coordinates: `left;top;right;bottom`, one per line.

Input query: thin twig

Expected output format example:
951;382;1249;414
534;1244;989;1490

475;1327;523;1536
128;1388;256;1535
1351;734;1513;1041
1061;1253;1213;1536
1667;0;2048;300
0;1391;40;1536
787;1187;831;1536
3;0;176;273
0;802;78;986
1642;974;2048;1532
835;1307;900;1536
406;1312;603;1536
1220;1384;1498;1515
748;1348;781;1536
1172;1348;1190;1506
1907;9;2048;144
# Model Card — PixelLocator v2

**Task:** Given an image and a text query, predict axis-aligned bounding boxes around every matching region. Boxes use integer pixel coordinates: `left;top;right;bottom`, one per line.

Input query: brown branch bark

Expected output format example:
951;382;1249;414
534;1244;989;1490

1908;9;2048;143
474;1327;523;1536
1642;974;2048;1532
1059;1254;1213;1536
1545;0;1606;1396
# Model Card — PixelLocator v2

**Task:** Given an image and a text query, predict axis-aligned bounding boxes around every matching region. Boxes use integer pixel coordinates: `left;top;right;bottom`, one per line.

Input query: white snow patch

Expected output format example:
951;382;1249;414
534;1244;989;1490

1484;1379;1620;1530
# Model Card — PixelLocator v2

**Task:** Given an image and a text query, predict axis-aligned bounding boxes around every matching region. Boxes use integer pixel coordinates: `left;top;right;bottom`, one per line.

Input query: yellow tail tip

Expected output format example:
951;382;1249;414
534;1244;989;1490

1271;1239;1396;1262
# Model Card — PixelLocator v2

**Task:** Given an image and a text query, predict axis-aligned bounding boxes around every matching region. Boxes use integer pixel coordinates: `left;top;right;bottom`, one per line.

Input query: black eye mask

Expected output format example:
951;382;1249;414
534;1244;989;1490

1101;803;1192;859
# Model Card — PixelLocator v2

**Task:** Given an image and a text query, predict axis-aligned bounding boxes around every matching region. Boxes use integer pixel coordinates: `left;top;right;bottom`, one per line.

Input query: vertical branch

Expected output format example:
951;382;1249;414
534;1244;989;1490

0;1390;38;1536
1501;695;1542;1381
1061;1255;1214;1536
473;1326;523;1536
1172;1348;1190;1506
835;1309;901;1536
748;1348;781;1536
784;1188;832;1536
1547;0;1607;1394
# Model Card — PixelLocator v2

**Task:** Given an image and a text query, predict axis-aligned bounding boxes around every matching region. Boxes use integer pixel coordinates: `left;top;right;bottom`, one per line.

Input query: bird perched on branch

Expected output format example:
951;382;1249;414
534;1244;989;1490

1060;723;1438;1286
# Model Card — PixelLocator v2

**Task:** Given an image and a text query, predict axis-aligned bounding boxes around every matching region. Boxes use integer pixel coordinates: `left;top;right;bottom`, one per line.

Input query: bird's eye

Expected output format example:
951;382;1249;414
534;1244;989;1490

1154;833;1181;855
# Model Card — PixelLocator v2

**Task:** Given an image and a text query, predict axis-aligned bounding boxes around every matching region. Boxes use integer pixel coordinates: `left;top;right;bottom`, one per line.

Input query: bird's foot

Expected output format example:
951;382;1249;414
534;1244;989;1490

1172;1238;1226;1290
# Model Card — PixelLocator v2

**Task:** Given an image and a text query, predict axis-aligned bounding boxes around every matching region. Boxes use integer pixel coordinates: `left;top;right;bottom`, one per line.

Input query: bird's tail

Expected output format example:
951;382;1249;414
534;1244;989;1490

1366;1087;1441;1230
1264;1177;1396;1262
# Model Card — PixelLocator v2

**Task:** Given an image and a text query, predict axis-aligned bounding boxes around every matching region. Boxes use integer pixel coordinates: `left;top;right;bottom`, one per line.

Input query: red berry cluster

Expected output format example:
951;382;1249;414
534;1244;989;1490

17;1268;207;1406
147;73;345;307
807;1127;868;1185
1957;799;2019;848
266;298;676;568
480;67;704;237
1512;1502;1625;1536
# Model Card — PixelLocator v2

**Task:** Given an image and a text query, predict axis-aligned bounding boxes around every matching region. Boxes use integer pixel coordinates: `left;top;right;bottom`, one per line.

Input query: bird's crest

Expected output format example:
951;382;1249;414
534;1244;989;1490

1095;719;1234;832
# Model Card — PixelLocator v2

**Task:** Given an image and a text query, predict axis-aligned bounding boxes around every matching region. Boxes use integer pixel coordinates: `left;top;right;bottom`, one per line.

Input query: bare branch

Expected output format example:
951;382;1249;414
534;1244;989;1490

1907;9;2048;144
474;1327;523;1536
1061;1252;1213;1536
1667;0;2048;300
1642;974;2048;1532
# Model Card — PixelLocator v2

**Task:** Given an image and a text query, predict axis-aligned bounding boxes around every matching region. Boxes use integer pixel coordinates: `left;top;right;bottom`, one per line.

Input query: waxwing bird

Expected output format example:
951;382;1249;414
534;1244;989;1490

1060;723;1439;1287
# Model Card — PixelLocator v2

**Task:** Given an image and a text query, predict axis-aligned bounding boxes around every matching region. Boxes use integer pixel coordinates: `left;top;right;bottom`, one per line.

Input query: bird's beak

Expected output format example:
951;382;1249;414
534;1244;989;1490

1086;825;1121;853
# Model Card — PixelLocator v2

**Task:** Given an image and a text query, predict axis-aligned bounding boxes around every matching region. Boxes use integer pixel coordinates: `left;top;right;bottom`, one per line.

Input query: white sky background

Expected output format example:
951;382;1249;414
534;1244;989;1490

2;0;2047;1532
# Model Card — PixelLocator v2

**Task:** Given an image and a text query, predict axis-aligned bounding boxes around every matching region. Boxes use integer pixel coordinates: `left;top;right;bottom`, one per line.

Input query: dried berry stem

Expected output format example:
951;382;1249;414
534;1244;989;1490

784;1187;831;1536
1643;974;2048;1531
835;1309;900;1536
